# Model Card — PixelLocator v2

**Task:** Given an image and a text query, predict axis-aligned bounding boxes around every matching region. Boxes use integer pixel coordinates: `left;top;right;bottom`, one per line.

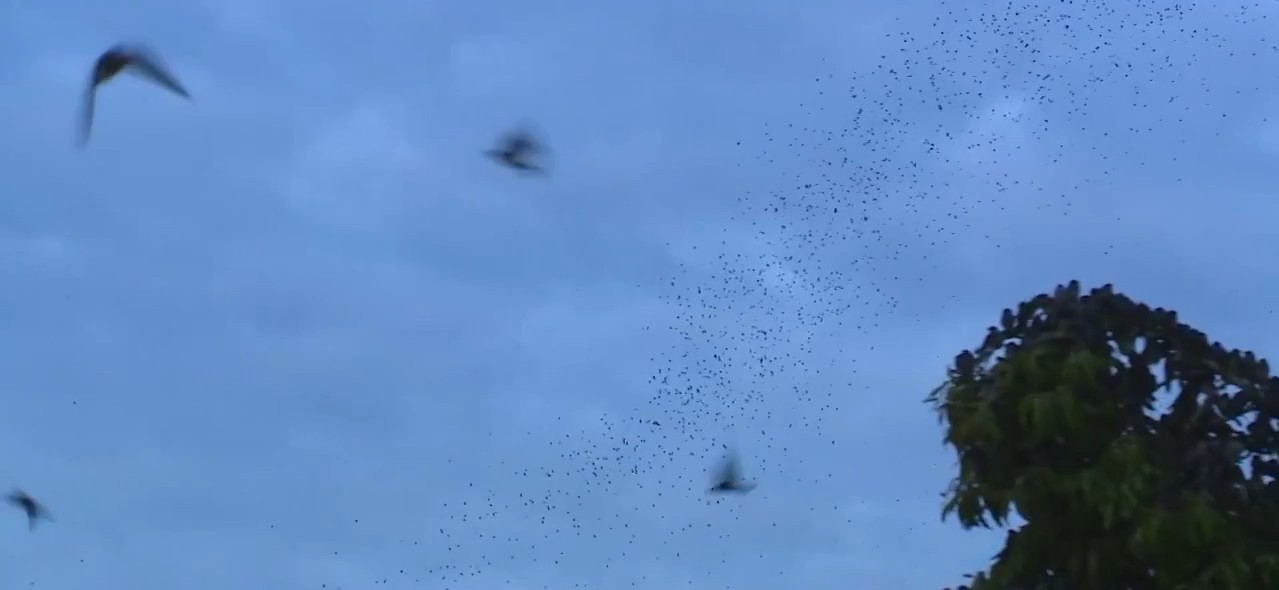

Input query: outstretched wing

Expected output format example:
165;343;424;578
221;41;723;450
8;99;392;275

508;133;534;153
26;508;50;531
124;47;190;98
5;490;25;508
714;449;740;482
78;80;97;147
724;451;741;481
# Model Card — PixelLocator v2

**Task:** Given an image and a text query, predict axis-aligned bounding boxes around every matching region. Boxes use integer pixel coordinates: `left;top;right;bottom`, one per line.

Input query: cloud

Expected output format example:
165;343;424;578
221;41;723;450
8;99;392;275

6;1;1279;590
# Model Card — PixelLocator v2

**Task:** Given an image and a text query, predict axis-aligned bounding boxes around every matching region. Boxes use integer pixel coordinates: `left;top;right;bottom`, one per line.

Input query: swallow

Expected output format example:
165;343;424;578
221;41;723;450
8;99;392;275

80;43;191;145
7;489;52;531
485;128;547;174
708;448;757;494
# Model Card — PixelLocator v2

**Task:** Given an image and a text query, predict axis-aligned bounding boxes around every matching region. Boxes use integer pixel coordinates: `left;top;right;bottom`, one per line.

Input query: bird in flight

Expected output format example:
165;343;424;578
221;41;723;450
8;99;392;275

486;128;547;174
708;448;756;494
7;489;52;531
80;43;191;145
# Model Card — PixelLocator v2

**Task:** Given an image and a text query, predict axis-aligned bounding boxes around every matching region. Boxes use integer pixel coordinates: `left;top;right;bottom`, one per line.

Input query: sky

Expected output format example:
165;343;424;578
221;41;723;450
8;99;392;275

0;0;1277;589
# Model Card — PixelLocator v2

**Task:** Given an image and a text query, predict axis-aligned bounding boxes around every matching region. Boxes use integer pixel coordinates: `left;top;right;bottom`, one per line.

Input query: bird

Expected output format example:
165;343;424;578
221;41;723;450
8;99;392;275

708;448;756;494
7;490;51;531
80;43;191;145
485;128;546;174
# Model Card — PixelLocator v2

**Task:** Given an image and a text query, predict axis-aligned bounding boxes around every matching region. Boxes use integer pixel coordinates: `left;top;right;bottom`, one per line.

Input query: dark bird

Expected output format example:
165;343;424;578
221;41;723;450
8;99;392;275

708;448;756;494
7;490;51;531
486;128;546;174
80;43;191;145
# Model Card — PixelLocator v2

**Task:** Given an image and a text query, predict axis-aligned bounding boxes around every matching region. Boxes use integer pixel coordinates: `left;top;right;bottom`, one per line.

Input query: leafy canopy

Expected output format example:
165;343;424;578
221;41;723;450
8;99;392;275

928;281;1279;590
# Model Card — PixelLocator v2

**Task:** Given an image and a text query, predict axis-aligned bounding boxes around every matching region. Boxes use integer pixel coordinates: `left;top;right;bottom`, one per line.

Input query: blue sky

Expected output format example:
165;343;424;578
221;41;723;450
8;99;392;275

1;0;1278;589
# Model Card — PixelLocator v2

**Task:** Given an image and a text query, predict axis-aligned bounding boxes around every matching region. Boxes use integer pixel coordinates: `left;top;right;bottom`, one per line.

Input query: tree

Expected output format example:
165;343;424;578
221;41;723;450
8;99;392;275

928;281;1279;590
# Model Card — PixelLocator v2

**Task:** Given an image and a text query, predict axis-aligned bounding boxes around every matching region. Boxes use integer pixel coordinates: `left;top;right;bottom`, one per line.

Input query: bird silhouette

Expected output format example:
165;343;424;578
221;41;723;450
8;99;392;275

486;128;546;174
80;43;191;146
707;448;756;494
7;490;51;531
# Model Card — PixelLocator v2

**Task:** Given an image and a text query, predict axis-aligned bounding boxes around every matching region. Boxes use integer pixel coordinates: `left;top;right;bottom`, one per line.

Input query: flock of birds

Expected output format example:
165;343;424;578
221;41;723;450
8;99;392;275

7;0;1277;587
411;0;1270;587
344;0;1271;586
11;42;761;539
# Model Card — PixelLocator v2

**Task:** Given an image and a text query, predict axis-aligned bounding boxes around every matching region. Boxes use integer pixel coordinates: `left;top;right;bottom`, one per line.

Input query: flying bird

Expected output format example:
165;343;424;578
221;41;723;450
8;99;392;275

708;448;756;494
7;490;51;531
80;43;191;145
486;128;546;174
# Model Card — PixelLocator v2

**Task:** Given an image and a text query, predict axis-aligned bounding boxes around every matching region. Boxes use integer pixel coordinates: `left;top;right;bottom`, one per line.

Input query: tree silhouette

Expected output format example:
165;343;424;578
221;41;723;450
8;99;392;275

928;281;1279;590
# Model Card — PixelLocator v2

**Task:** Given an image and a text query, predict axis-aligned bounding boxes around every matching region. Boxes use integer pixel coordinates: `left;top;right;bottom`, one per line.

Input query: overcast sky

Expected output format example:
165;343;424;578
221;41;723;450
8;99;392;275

0;0;1277;589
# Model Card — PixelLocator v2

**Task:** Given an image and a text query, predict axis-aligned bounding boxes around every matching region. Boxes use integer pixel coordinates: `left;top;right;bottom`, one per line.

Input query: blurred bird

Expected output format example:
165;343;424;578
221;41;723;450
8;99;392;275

708;448;756;494
486;128;546;174
80;43;191;145
7;490;51;531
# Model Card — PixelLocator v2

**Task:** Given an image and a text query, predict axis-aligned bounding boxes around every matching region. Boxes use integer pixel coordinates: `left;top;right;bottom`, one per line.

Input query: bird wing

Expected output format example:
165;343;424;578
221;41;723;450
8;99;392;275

501;128;541;154
78;80;97;147
125;48;190;98
715;450;740;482
509;135;533;152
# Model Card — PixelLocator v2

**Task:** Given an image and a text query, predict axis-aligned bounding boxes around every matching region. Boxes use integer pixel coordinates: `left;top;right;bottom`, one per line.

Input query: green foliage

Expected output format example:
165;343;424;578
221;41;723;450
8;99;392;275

929;281;1279;590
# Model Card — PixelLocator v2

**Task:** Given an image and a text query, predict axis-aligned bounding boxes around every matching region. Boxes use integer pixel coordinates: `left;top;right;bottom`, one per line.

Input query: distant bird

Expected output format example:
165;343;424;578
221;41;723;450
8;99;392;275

486;128;546;174
7;490;51;531
708;448;756;494
80;43;191;145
